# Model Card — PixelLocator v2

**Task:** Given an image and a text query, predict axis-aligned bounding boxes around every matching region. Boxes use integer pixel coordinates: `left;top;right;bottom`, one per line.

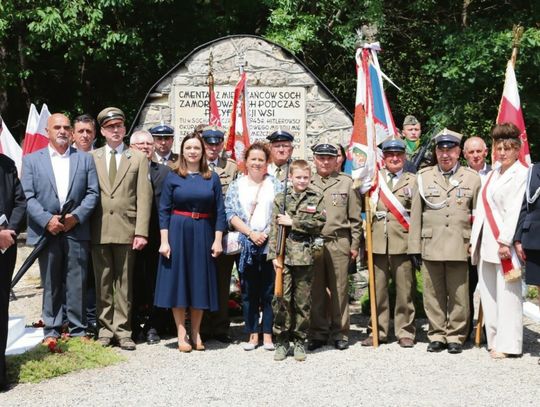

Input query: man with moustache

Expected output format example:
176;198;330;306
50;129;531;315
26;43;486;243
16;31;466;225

200;126;238;343
72;114;96;152
361;139;417;348
267;129;294;183
129;130;171;344
308;141;362;351
91;107;152;350
408;129;481;354
22;113;99;345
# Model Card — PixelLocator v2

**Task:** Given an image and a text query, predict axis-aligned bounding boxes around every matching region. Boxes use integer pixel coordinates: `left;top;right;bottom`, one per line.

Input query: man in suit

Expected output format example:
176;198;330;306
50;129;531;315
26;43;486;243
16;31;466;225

129;130;170;344
91;107;152;350
308;142;362;351
21;113;99;345
200;126;238;343
0;116;26;391
463;135;491;340
267;129;294;183
408;129;481;354
150;124;178;168
361;139;417;348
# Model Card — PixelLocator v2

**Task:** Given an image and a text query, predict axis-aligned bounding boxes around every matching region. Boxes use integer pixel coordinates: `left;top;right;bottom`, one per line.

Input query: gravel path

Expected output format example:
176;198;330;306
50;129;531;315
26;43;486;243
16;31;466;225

3;263;540;406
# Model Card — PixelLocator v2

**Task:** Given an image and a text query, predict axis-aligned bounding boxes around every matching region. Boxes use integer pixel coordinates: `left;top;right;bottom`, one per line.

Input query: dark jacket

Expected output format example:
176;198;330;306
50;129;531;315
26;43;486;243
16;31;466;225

0;154;26;233
514;163;540;250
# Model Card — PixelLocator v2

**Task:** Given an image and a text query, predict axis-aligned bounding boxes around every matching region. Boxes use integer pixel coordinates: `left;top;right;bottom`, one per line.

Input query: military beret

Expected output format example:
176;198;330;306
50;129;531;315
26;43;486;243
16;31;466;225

149;124;174;137
311;142;338;156
267;129;294;143
97;107;125;127
382;139;406;153
433;128;463;148
201;126;225;144
403;115;419;127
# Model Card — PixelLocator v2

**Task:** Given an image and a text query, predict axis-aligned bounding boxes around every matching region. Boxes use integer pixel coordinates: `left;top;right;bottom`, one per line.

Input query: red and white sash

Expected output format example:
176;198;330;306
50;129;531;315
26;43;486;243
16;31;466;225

371;170;410;231
482;171;521;281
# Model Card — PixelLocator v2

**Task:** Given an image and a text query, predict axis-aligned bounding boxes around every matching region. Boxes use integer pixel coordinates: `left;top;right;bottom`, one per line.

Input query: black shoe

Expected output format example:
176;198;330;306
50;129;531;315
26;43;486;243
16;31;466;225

447;343;462;354
427;341;447;352
307;339;326;351
334;340;349;350
146;328;161;345
214;333;232;344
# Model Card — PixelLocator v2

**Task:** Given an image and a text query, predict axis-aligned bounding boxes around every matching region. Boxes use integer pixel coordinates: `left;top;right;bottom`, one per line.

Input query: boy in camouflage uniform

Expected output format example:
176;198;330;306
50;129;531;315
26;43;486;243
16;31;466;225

268;160;325;361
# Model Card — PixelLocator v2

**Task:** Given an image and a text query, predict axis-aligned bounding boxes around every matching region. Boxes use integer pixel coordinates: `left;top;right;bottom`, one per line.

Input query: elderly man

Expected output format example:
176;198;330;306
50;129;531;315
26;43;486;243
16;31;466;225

150;124;178;168
463;135;491;340
0;115;26;390
91;107;152;350
267;129;294;182
308;141;362;351
200;126;238;343
129;130;170;344
22;113;99;344
72;114;96;152
408;129;481;354
361;139;417;348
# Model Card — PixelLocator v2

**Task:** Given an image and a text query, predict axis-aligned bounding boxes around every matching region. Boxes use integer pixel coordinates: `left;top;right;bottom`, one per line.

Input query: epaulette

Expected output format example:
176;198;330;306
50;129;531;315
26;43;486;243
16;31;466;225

417;166;432;175
461;166;478;175
338;172;352;179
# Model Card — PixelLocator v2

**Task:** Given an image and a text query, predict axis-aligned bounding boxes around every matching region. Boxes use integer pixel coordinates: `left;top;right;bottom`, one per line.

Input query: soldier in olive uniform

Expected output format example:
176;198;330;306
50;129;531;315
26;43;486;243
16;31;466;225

402;115;422;162
267;129;294;183
268;160;325;361
308;142;362;351
408;129;481;354
200;126;238;343
362;139;417;348
150;124;179;168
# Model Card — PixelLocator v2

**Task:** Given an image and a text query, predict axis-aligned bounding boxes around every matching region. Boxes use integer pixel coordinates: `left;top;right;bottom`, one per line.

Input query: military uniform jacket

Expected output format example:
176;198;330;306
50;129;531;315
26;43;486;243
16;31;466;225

408;165;480;261
515;163;540;251
372;170;416;255
267;185;325;266
268;162;289;183
153;152;179;170
311;172;362;251
213;156;238;196
91;146;152;244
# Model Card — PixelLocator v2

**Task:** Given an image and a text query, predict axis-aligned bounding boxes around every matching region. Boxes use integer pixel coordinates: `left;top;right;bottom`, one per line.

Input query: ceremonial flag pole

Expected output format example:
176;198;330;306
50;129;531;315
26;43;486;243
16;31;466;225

346;27;397;347
226;54;251;172
208;52;222;127
475;24;530;347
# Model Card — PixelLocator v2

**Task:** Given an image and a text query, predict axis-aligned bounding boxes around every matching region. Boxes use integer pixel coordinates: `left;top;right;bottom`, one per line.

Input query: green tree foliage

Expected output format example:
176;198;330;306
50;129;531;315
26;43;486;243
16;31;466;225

264;0;540;159
0;0;268;135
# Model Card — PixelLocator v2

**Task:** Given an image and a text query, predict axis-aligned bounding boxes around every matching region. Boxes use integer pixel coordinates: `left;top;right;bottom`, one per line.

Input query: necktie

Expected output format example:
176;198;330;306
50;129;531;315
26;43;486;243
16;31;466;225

209;162;215;171
275;166;281;179
443;172;452;184
387;172;395;189
161;157;167;165
109;149;117;185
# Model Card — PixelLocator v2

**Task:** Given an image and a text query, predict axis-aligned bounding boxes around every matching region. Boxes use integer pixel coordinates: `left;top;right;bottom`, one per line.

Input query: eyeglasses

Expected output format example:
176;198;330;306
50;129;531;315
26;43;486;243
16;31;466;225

102;123;125;131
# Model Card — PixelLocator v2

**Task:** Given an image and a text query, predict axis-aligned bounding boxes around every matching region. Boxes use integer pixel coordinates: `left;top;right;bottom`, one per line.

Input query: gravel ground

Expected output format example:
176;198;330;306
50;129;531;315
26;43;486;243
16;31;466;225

3;253;540;406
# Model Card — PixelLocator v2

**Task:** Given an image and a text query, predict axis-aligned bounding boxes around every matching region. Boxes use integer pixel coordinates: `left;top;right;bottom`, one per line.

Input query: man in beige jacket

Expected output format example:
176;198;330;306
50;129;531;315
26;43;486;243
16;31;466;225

408;129;481;354
91;107;152;350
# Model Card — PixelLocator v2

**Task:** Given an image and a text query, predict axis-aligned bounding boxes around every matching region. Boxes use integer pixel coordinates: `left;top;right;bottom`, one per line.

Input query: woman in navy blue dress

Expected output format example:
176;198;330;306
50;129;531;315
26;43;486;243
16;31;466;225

155;133;226;352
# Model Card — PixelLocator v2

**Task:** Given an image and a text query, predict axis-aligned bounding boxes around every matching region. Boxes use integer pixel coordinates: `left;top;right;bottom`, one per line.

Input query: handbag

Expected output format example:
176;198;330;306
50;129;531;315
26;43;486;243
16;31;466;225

222;180;264;255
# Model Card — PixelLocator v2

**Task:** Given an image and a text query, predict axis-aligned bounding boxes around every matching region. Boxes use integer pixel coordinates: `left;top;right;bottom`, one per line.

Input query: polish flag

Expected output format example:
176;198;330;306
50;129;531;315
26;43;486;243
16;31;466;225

226;72;251;170
22;103;51;155
0;118;23;175
496;60;530;167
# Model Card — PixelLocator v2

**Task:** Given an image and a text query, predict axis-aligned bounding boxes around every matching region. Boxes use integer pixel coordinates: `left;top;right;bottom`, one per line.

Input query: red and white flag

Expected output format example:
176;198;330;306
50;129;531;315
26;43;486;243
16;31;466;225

22;103;50;155
0;118;23;175
226;72;251;170
496;60;531;167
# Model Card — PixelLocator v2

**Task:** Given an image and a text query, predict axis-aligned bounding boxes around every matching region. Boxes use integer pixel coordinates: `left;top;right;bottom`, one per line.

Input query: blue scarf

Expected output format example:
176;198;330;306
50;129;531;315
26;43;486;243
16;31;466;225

237;233;266;274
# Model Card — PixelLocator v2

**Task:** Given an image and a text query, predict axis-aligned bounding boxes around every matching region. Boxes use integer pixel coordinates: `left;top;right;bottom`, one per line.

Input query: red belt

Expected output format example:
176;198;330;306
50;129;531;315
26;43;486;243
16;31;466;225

172;210;211;219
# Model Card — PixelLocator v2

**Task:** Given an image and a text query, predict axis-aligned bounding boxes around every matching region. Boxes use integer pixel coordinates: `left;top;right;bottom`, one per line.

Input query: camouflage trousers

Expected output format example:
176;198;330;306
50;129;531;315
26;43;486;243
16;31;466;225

272;265;313;343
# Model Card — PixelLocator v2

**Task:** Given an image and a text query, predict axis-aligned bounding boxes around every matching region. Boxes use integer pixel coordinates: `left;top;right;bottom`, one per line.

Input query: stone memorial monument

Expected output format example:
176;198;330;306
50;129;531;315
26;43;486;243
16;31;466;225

131;35;353;159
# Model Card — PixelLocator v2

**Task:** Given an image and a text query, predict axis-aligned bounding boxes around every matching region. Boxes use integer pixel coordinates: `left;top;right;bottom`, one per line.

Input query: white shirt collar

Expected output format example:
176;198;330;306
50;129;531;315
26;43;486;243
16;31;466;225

48;144;70;158
105;143;125;155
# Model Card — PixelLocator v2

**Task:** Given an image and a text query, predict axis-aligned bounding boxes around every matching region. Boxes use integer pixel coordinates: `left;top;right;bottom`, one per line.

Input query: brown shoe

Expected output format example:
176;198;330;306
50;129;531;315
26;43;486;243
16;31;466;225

398;337;415;348
119;337;136;351
360;336;387;347
97;337;112;347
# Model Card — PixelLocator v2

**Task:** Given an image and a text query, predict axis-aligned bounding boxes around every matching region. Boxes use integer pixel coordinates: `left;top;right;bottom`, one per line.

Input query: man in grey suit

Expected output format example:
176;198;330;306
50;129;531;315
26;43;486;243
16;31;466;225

21;113;99;344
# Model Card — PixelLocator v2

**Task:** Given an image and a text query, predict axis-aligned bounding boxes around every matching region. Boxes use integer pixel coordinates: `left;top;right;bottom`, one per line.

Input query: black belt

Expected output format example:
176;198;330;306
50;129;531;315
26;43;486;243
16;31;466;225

288;232;312;242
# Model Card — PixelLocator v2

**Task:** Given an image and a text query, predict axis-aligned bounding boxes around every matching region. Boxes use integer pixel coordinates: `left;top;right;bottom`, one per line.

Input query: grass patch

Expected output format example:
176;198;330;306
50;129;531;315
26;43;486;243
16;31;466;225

6;338;126;384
